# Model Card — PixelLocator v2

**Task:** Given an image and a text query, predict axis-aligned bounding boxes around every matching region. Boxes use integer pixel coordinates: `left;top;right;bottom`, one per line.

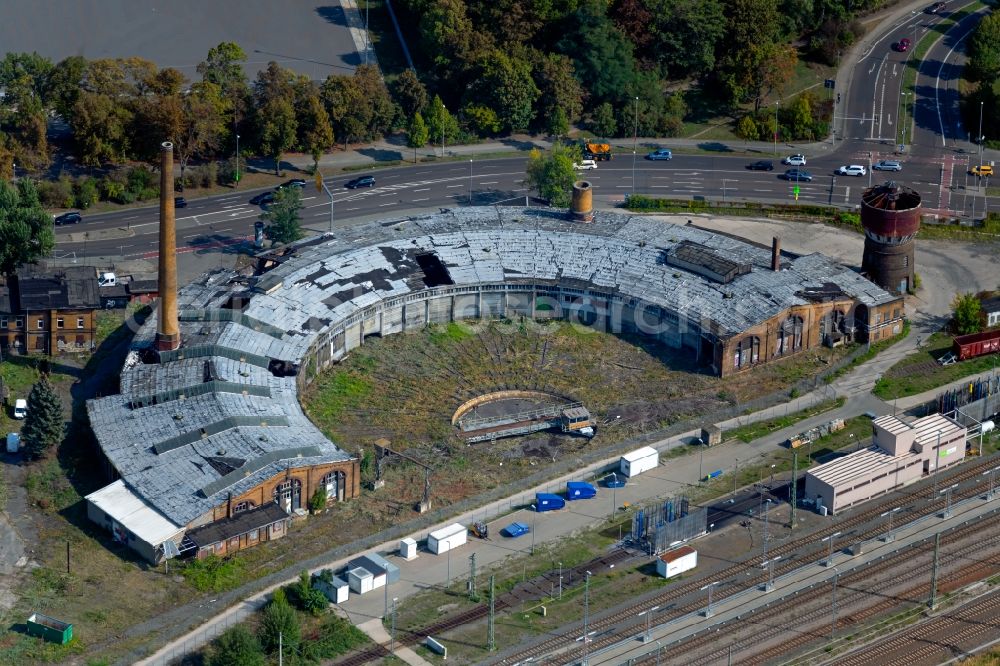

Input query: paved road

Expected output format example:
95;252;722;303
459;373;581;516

0;0;366;81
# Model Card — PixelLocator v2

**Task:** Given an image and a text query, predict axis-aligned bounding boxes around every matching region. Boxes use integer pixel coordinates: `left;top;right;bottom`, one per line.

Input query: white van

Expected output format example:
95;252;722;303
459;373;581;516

98;272;117;287
13;399;27;419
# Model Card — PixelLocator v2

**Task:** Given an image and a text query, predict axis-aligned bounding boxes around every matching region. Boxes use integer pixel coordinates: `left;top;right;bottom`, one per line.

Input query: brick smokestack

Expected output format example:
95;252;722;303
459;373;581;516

771;236;781;272
156;141;180;351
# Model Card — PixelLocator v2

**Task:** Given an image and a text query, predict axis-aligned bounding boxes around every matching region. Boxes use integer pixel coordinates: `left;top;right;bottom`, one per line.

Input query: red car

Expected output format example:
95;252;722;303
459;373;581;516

896;38;911;52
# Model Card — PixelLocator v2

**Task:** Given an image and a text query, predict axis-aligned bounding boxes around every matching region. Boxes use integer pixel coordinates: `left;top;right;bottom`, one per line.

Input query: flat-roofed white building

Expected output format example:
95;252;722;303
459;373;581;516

805;413;966;514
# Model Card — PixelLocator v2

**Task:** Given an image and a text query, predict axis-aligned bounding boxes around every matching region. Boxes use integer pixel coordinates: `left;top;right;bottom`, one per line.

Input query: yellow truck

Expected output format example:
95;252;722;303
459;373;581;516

582;139;613;161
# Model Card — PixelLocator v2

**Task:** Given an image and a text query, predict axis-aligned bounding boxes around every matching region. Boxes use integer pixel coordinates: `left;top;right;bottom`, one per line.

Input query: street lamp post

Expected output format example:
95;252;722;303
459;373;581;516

530;504;537;555
583;571;592;665
762;555;781;592
983;466;1000;501
558;561;563;599
468;159;473;205
774;101;779;155
978;100;985;173
235;134;241;188
733;458;739;499
762;498;773;564
384;563;390;618
632;96;639;197
697;438;704;483
830;568;840;640
391;597;398;654
822;531;842;567
939;483;959;518
700;581;721;617
901;92;910;152
639;604;660;643
880;507;902;543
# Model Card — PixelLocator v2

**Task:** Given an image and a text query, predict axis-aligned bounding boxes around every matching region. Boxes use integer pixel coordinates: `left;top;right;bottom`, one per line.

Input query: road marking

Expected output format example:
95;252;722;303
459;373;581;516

301;196;316;201
844;187;851;203
936;20;980;147
512;188;528;192
615;185;631;188
345;207;359;211
412;198;429;202
478;181;498;185
379;202;395;207
753;189;772;192
124;215;139;220
414;188;430;192
446;184;463;188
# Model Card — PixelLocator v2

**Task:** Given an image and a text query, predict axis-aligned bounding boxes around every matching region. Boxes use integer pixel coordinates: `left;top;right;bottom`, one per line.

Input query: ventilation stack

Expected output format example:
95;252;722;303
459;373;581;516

156;141;180;351
570;180;594;222
860;181;922;295
771;236;781;271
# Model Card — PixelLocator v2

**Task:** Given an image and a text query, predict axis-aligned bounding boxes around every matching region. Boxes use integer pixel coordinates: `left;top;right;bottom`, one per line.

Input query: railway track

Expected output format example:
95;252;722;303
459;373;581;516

492;455;1000;665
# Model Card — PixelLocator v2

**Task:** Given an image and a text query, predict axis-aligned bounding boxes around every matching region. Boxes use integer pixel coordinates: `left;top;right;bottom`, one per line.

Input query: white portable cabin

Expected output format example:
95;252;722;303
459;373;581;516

313;571;350;604
6;432;19;453
656;546;697;579
620;446;659;477
347;566;385;594
427;523;467;554
399;537;418;560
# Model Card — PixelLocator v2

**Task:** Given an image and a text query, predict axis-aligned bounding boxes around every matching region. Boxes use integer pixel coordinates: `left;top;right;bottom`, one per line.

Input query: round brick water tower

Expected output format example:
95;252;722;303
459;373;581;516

860;181;921;294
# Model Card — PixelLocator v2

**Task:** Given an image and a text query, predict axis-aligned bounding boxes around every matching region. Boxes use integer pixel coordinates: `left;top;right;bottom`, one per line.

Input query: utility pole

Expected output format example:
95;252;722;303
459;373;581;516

583;571;592;665
790;450;797;531
391;597;398;654
762;498;772;565
929;532;941;609
488;575;496;651
830;569;840;640
279;631;283;666
469;553;477;600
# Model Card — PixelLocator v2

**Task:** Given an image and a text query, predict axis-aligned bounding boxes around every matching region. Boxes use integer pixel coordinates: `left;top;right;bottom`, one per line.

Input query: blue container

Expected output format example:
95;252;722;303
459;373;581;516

535;492;566;512
566;481;597;500
503;522;530;538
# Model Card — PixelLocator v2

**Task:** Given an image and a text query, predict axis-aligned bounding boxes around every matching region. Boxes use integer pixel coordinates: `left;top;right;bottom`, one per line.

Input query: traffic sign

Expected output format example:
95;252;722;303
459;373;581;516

824;79;836;89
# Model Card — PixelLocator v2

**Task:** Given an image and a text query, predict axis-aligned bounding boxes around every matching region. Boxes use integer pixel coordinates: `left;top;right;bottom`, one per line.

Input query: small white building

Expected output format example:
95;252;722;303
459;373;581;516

313;571;350;604
427;523;467;554
399;537;418;560
656;546;698;579
347;566;385;594
620;446;659;477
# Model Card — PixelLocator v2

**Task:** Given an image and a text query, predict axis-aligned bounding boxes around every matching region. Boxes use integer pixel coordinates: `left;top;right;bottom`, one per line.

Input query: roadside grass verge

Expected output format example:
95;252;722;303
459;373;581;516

723;397;846;443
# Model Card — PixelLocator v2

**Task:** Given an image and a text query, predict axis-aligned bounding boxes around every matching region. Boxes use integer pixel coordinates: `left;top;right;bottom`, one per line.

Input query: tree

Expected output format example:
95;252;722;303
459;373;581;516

70;91;132;166
590;102;618;137
406;112;429;162
390;69;429;118
466;49;539;133
968;13;1000;83
261;187;303;245
257;97;297;176
524;145;578;207
20;375;63;460
197;42;249;94
646;0;726;79
45;56;87;119
291;570;328;615
558;0;637;105
0;179;55;274
532;53;583;131
207;625;265;666
952;293;983;335
424;95;459;147
295;85;334;170
463;105;501;135
546;107;569;139
174;82;228;187
259;591;300;656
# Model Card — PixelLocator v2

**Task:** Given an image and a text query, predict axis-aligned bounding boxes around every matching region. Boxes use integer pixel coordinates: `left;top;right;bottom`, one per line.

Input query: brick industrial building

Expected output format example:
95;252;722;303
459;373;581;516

85;195;904;563
0;265;100;355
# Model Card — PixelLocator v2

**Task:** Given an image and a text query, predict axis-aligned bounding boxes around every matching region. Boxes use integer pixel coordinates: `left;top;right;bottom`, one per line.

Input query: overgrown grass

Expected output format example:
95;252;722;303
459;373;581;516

874;330;1000;399
178;555;247;593
24;457;80;512
824;320;911;384
723;397;846;443
427;322;474;347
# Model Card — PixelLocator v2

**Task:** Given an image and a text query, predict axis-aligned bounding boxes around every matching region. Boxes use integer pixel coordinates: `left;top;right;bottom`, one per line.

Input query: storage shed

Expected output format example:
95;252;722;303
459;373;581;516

427;523;467;554
347;566;385;594
349;553;400;584
656;546;698;579
620;446;659;477
399;537;418;560
313;571;349;604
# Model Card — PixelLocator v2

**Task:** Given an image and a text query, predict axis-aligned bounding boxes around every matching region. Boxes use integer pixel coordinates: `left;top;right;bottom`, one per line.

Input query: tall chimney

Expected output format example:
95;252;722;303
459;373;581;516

156;141;180;351
771;236;781;272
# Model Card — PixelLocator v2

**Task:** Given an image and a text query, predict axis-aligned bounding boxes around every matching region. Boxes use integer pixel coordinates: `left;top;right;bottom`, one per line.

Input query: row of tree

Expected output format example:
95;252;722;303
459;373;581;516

0;43;402;176
965;12;1000;148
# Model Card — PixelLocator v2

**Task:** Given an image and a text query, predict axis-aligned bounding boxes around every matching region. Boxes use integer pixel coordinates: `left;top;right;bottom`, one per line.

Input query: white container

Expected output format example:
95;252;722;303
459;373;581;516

314;572;349;604
427;523;467;554
6;432;19;453
656;546;697;579
620;446;659;477
400;537;418;560
347;567;374;594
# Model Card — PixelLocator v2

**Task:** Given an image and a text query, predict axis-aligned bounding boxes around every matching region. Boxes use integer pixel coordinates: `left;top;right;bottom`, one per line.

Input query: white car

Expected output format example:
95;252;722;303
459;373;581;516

13;399;27;419
574;159;598;170
836;165;867;176
783;154;807;166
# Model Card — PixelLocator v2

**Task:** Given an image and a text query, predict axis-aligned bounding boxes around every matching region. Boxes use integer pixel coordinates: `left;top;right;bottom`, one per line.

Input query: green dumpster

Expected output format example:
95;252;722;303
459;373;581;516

26;613;73;644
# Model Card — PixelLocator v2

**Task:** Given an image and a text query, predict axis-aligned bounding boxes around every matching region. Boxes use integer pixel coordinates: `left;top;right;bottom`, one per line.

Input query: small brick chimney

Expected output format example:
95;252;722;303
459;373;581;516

771;236;781;272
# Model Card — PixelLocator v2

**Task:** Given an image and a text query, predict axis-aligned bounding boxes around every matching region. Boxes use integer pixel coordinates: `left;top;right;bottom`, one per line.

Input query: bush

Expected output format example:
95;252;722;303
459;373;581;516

73;177;100;209
736;115;761;140
305;614;370;659
290;570;328;616
127;166;155;193
37;178;74;208
138;187;159;201
179;555;245;592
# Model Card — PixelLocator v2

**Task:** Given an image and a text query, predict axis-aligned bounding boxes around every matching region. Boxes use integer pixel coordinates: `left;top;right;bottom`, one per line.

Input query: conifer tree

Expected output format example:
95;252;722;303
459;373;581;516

20;375;63;460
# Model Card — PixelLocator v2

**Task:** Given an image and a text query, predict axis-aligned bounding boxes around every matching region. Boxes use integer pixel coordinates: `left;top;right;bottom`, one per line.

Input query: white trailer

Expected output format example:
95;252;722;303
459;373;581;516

656;546;697;579
427;523;467;554
620;446;659;477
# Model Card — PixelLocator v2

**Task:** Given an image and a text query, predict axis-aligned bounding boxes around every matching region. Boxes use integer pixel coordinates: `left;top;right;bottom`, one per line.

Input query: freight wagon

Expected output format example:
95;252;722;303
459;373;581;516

953;330;1000;361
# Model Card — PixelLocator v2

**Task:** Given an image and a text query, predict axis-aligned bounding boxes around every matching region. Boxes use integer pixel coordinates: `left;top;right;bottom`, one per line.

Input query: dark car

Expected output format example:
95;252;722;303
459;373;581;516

926;1;946;13
747;160;774;171
895;38;911;52
345;176;376;189
249;191;275;206
54;211;82;226
782;169;813;182
174;196;187;208
277;178;307;190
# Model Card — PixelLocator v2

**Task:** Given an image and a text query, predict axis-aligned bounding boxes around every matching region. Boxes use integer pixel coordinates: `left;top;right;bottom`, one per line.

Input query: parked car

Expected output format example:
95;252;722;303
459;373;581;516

782;169;813;182
926;2;946;13
249;191;275;206
782;154;807;166
836;165;867;176
970;165;994;177
646;148;673;161
746;160;774;171
573;159;598;170
174;196;187;208
13;399;27;419
277;179;307;190
345;176;376;189
873;160;903;171
54;211;82;226
98;272;117;287
895;38;911;52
